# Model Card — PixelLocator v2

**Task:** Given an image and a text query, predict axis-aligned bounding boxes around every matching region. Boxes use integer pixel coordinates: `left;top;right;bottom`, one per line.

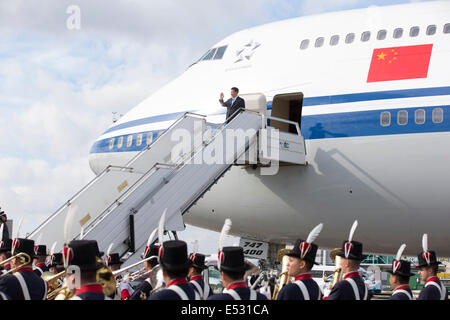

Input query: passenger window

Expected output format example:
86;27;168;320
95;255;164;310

426;25;437;35
361;31;371;42
203;48;217;60
315;37;324;48
380;111;391;127
377;30;387;40
393;28;403;39
126;135;133;148
117;136;124;149
397;110;408;125
214;46;228;60
136;133;143;146
330;35;339;46
108;138;115;150
146;132;153;145
345;33;355;44
300;39;309;50
432;108;444;123
415;109;426;124
444;23;450;34
410;26;420;37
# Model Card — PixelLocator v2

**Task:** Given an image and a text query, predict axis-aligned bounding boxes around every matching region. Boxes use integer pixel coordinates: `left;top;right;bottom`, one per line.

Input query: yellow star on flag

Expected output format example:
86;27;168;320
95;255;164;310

377;52;387;60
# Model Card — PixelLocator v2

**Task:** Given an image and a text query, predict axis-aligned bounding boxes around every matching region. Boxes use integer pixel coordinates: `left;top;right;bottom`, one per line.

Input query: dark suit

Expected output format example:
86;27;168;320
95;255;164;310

0;268;47;300
219;96;245;122
1;221;9;241
189;277;214;299
325;274;369;300
149;283;198;300
418;278;448;300
277;279;322;300
390;286;413;300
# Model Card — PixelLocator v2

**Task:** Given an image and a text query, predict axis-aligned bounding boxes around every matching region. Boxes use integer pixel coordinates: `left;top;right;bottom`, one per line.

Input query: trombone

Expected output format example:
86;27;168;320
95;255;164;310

0;252;31;276
113;255;157;278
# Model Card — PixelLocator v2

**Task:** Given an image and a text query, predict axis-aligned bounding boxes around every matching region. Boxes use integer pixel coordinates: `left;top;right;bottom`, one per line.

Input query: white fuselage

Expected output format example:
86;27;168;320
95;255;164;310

89;1;450;256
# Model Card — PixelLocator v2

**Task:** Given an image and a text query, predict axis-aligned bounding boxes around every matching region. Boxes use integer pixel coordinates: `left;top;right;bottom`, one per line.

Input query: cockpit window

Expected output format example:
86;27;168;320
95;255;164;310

213;46;228;59
203;48;217;60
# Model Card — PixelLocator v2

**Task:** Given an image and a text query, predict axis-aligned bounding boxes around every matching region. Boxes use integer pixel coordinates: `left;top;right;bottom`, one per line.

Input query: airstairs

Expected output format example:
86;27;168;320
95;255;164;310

28;108;306;266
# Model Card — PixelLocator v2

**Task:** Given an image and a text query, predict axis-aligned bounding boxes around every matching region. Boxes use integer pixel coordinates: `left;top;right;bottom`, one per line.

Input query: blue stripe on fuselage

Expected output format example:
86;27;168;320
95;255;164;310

104;86;450;136
90;104;450;154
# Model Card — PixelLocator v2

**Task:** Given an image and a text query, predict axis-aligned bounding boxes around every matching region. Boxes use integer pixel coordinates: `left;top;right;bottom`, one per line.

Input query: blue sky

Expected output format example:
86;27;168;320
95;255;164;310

0;0;434;253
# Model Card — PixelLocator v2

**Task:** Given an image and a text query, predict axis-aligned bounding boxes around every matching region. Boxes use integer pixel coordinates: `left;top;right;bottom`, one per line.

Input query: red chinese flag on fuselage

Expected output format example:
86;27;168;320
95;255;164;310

367;44;433;83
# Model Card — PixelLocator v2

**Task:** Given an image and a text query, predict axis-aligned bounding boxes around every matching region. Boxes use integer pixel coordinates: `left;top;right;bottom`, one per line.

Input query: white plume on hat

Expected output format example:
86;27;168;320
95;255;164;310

63;204;78;268
50;241;57;256
158;209;167;245
301;223;323;259
15;216;24;239
348;220;358;243
344;220;358;259
306;223;323;244
146;228;158;248
218;218;232;270
422;233;428;253
395;243;406;261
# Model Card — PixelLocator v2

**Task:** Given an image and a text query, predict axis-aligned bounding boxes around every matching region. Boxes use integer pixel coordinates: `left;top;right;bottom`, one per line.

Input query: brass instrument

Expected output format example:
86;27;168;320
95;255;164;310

147;265;165;297
271;248;291;300
128;268;150;281
42;270;65;294
0;252;31;276
48;284;75;300
328;248;343;290
112;255;157;278
41;270;77;300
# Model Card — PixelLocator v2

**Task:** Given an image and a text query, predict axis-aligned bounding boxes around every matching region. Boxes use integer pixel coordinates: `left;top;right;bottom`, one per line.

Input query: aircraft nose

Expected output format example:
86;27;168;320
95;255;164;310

88;152;103;175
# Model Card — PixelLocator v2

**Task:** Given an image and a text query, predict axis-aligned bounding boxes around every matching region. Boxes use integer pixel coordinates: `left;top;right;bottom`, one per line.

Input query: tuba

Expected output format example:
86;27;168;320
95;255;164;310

328;248;343;290
271;248;291;300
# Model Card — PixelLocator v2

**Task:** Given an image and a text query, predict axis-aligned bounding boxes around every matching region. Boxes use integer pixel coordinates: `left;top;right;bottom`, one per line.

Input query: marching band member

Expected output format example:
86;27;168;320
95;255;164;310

388;244;414;300
106;252;134;300
277;223;324;300
208;218;266;301
48;253;64;275
33;245;49;276
65;240;110;300
188;252;213;300
207;246;267;300
149;240;199;300
325;221;369;300
130;244;159;300
0;238;47;300
417;234;448;300
0;239;12;274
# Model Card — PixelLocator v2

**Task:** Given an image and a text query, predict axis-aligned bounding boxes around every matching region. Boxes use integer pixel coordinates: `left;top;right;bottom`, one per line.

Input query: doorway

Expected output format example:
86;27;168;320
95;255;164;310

270;92;303;134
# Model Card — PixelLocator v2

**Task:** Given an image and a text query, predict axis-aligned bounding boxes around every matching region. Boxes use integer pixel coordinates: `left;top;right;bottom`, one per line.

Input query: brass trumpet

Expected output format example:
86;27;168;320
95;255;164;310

0;252;31;276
